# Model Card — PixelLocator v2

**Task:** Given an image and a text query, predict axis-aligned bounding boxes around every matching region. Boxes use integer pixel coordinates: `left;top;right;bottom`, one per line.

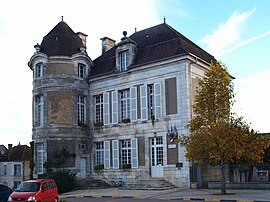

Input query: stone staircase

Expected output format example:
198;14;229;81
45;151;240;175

124;178;176;190
75;178;110;189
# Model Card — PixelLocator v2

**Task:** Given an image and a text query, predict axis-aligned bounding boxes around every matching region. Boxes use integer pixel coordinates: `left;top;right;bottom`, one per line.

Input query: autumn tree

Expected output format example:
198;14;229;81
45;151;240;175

180;61;270;194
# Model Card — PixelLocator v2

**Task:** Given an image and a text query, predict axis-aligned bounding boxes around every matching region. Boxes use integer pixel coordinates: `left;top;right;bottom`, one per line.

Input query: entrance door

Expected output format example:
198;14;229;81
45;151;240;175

80;158;86;178
151;137;164;177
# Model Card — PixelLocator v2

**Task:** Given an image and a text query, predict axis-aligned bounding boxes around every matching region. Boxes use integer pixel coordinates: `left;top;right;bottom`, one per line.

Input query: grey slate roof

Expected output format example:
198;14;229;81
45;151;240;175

0;145;30;162
40;21;84;57
91;23;215;77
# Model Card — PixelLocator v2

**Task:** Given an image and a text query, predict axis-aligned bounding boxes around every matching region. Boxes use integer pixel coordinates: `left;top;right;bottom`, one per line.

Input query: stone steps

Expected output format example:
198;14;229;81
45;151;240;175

123;178;176;190
75;178;110;189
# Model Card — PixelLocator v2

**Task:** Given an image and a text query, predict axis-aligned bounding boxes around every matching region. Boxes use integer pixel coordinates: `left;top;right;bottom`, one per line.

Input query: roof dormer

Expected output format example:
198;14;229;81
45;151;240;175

115;31;137;72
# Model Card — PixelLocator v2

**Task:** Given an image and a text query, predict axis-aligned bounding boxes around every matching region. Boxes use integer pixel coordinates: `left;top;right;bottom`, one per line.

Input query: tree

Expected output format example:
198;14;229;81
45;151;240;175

180;61;270;194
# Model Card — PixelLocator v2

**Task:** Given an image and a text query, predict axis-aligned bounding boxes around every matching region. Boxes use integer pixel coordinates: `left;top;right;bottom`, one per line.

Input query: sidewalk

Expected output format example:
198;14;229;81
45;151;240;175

60;188;270;201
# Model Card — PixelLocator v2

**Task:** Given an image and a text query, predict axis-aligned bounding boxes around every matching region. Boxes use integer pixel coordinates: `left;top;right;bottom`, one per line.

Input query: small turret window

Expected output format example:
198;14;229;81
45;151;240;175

78;63;86;78
35;63;44;78
119;51;129;71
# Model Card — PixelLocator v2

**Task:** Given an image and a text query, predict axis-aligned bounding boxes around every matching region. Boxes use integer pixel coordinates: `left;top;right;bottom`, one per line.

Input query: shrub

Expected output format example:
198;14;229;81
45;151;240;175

44;169;77;194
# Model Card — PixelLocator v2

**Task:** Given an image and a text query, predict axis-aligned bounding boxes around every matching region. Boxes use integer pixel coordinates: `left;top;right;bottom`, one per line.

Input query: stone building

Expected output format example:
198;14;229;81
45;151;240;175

28;20;214;188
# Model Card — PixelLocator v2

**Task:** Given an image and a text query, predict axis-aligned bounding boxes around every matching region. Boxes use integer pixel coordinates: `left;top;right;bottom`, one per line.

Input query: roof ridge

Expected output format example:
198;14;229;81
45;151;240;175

165;23;214;58
130;23;166;36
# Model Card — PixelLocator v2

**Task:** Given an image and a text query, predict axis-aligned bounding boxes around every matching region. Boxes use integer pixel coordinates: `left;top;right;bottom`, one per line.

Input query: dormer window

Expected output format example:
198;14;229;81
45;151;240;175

35;63;43;78
119;50;129;71
78;63;86;78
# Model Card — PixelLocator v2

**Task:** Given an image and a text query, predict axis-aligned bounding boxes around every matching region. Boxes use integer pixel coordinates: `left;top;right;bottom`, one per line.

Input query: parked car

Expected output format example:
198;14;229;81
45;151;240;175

0;184;13;202
8;179;58;202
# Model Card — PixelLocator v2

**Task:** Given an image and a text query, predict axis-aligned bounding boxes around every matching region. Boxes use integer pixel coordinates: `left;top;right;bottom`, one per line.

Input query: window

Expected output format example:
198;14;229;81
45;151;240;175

37;143;44;174
119;89;130;122
148;84;155;119
78;63;86;78
4;165;7;175
78;95;86;124
48;181;55;189
95;142;104;165
121;140;131;166
119;51;129;71
14;164;21;176
95;95;103;123
140;83;161;121
34;95;44;127
35;63;43;78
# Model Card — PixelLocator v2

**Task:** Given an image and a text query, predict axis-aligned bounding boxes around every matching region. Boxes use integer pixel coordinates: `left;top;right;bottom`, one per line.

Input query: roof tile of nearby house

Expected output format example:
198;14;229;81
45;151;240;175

91;23;215;77
0;145;30;162
40;21;84;57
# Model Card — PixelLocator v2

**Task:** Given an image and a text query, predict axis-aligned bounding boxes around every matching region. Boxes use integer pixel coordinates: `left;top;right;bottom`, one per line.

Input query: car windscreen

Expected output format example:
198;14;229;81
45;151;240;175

16;182;40;192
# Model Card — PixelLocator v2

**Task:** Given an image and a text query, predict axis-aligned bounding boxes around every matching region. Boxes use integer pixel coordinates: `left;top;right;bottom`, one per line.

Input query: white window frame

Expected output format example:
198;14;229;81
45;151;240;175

78;95;86;124
36;143;44;174
95;95;103;124
35;63;43;78
119;89;130;122
78;63;86;78
119;51;129;71
95;142;104;166
34;95;44;127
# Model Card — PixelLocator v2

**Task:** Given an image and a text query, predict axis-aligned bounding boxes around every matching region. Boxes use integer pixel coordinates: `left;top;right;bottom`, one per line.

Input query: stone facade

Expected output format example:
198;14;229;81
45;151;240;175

28;21;213;188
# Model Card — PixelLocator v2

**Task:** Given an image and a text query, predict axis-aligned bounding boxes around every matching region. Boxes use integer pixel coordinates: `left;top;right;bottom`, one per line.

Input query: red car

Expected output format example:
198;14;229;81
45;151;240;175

8;179;58;202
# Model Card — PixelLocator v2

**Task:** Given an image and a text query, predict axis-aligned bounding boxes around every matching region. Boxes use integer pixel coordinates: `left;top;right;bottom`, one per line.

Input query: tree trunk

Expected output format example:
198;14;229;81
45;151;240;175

221;160;226;194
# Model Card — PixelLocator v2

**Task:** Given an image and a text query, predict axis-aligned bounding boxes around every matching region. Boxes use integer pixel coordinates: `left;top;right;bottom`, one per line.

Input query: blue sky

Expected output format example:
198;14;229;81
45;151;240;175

0;0;269;147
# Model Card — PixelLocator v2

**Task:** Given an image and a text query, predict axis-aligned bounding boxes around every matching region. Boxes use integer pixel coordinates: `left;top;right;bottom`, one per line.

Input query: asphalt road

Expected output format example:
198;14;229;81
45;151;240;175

64;197;197;202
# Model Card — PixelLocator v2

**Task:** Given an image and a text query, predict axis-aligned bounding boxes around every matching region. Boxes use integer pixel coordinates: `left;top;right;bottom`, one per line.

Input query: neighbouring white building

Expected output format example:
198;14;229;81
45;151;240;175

28;19;214;188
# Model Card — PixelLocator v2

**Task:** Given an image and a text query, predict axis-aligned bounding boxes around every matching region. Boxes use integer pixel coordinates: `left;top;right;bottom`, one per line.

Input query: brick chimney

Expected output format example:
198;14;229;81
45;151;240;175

101;37;115;54
8;144;12;160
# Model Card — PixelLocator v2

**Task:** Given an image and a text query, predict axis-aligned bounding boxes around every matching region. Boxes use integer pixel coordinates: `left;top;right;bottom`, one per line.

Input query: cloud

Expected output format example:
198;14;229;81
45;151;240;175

201;8;256;57
219;30;270;55
233;68;270;133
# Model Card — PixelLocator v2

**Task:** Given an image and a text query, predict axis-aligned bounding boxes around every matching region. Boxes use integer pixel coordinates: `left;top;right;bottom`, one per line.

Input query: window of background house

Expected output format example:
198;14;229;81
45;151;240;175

14;164;21;176
119;51;129;71
119;89;130;122
78;95;86;124
95;95;103;124
78;63;86;78
4;165;7;175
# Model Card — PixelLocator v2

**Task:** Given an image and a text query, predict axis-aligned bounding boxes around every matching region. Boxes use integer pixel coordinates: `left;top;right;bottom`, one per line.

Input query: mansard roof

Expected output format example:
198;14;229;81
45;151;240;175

40;21;84;57
91;23;215;77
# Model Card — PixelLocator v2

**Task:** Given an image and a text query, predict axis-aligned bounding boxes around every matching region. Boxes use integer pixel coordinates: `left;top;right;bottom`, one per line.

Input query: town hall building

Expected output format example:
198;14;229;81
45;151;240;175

28;19;214;188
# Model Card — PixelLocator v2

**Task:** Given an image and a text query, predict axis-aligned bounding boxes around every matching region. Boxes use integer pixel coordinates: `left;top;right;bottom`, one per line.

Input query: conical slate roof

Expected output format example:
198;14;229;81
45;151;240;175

40;21;84;57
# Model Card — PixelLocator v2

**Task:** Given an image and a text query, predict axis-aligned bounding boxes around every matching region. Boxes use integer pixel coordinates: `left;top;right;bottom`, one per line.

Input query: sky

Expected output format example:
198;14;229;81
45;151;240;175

0;0;269;147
